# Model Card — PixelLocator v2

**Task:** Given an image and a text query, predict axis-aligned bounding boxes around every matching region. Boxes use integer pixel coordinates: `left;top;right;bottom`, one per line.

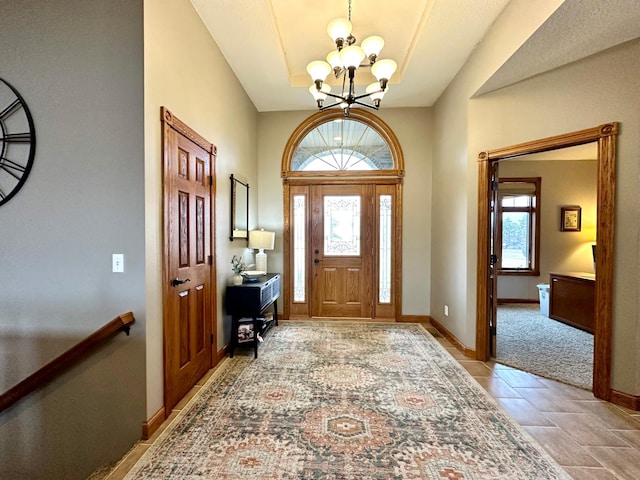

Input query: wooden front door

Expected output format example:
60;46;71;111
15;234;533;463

310;184;374;318
162;108;215;413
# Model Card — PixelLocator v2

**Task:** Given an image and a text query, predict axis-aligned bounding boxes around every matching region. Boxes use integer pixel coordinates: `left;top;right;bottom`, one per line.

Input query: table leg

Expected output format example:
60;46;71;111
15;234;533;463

274;301;278;326
253;317;259;358
230;316;237;358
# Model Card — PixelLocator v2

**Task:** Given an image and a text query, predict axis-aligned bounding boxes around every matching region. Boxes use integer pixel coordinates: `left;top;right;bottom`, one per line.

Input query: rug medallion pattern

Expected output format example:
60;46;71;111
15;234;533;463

125;322;571;479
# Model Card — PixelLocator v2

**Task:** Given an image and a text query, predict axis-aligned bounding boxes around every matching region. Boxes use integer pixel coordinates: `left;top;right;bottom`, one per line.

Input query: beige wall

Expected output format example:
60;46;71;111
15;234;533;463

0;1;146;478
433;0;640;396
498;160;598;299
144;0;259;417
431;0;566;349
257;108;433;316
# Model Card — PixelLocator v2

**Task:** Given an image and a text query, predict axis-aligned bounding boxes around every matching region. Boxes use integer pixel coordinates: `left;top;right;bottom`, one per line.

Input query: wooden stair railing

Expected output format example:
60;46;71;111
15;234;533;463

0;312;135;413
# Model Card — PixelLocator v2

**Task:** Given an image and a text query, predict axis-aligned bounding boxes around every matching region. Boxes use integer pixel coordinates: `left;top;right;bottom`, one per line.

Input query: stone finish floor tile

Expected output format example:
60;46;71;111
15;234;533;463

584;446;640;480
564;466;620;480
496;397;555;426
436;330;640;479
522;426;603;467
542;412;631;447
473;376;522;398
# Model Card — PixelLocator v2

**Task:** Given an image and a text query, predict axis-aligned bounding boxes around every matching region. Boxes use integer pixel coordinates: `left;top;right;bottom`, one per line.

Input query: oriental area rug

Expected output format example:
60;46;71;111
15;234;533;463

124;322;571;479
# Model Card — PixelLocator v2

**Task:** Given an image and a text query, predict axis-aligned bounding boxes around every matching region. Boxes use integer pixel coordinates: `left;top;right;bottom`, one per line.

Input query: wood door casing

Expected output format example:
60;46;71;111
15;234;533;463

280;111;404;322
476;123;617;402
283;179;402;321
310;184;374;318
162;108;216;414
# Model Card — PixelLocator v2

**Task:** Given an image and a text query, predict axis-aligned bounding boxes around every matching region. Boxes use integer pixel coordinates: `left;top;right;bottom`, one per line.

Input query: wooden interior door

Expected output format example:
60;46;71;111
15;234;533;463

489;162;500;356
162;108;214;413
310;184;374;318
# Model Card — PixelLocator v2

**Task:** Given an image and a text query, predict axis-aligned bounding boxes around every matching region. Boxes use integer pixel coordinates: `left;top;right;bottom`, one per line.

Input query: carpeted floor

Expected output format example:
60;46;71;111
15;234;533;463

123;321;570;479
496;304;593;390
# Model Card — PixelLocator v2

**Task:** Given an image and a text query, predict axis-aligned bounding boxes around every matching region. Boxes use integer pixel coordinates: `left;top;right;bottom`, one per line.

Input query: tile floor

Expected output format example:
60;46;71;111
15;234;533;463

102;324;640;480
427;326;640;480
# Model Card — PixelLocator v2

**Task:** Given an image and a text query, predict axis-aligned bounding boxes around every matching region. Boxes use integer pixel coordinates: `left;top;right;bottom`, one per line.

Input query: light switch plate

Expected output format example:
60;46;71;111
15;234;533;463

112;254;124;273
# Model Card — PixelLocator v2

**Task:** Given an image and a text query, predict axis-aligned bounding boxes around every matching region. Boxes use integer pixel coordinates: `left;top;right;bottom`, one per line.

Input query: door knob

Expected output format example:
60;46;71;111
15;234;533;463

314;259;320;264
171;278;191;287
314;249;319;254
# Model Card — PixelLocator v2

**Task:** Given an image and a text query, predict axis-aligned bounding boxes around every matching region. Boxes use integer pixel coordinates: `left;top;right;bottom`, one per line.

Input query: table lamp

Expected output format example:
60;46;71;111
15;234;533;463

249;229;275;273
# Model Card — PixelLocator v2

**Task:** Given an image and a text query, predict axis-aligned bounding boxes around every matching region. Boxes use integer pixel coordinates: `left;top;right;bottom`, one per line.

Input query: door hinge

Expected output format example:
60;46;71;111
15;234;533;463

208;255;213;265
210;334;214;344
209;175;213;186
490;254;498;265
491;180;499;192
490;326;497;336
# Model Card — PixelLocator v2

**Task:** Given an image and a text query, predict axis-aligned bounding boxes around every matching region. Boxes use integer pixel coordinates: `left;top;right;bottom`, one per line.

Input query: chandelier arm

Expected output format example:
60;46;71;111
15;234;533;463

324;92;349;101
318;100;349;111
352;100;379;110
352;91;381;101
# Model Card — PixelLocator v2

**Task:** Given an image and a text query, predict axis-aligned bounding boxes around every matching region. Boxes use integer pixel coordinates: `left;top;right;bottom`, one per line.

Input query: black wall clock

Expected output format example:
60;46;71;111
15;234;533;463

0;78;36;207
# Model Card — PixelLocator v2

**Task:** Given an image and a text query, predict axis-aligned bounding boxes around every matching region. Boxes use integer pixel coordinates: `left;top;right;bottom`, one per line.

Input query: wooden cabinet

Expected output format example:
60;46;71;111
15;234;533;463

225;273;280;358
549;272;595;334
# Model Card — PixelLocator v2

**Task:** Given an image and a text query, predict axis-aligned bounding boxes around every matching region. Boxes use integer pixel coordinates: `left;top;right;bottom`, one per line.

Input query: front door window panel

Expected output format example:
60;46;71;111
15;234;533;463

324;196;360;256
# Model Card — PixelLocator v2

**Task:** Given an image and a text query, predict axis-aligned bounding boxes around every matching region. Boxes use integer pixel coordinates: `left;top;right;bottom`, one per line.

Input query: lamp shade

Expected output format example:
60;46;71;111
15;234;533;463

339;45;365;69
306;61;332;83
361;36;384;58
248;229;275;250
371;59;397;82
326;50;343;70
366;82;385;101
309;83;331;101
326;17;352;42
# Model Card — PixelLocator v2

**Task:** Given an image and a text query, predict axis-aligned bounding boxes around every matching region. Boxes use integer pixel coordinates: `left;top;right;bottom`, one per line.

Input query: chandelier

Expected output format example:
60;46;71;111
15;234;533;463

306;0;397;116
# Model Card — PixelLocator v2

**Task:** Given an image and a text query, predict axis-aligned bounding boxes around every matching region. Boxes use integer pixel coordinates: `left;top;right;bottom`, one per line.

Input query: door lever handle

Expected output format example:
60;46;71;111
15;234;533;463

171;278;191;287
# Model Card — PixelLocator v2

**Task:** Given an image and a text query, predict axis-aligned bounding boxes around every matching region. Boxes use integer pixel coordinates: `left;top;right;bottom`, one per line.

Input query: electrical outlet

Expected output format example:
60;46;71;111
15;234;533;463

444;305;449;316
112;254;124;273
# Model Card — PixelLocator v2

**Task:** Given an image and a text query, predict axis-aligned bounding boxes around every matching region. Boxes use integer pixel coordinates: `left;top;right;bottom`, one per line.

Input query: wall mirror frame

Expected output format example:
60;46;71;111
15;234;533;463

476;122;618;404
230;174;249;241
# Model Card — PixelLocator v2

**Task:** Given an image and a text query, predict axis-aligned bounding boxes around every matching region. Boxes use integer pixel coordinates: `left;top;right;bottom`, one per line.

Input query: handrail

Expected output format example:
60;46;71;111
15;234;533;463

0;312;135;413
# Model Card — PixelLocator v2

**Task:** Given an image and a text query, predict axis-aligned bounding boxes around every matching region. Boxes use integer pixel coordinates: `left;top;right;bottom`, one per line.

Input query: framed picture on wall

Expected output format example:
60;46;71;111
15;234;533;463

561;206;581;232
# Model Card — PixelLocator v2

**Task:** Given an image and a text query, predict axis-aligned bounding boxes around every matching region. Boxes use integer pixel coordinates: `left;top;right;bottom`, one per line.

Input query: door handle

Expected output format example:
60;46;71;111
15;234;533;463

314;259;321;264
171;278;191;287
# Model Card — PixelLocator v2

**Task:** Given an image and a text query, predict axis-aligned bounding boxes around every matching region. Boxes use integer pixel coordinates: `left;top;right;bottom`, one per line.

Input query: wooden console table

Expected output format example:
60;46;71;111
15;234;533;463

225;273;280;358
549;272;595;334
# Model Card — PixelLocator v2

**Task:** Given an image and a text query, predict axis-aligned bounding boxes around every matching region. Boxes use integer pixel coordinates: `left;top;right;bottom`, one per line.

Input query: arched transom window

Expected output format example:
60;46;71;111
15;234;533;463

292;118;393;171
282;109;404;177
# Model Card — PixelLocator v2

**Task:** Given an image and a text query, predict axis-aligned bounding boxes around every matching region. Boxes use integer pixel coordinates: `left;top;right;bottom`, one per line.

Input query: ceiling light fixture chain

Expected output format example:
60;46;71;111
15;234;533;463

306;0;397;116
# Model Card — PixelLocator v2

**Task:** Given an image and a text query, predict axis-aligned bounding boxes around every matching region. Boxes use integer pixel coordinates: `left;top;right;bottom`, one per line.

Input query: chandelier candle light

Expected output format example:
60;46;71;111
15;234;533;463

249;229;275;273
307;0;397;116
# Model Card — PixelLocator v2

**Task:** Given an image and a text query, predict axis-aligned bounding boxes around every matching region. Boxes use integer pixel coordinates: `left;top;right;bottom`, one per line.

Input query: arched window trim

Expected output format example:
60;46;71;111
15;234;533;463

282;110;405;179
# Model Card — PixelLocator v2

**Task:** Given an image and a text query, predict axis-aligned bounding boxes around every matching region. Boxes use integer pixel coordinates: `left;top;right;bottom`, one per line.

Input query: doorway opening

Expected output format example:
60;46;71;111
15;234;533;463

494;150;597;390
476;123;618;401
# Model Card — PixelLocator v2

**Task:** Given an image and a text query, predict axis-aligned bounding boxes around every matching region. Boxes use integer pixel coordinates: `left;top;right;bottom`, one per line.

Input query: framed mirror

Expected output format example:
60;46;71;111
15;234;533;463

230;174;249;240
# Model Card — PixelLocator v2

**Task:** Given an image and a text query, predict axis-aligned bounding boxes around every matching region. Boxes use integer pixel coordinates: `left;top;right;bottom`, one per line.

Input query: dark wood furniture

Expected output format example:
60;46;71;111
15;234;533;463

549;272;595;334
225;273;280;358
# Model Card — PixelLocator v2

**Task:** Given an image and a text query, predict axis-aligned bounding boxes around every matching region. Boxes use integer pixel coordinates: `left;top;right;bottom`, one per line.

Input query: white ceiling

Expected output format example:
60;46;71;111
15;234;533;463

190;0;640;113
